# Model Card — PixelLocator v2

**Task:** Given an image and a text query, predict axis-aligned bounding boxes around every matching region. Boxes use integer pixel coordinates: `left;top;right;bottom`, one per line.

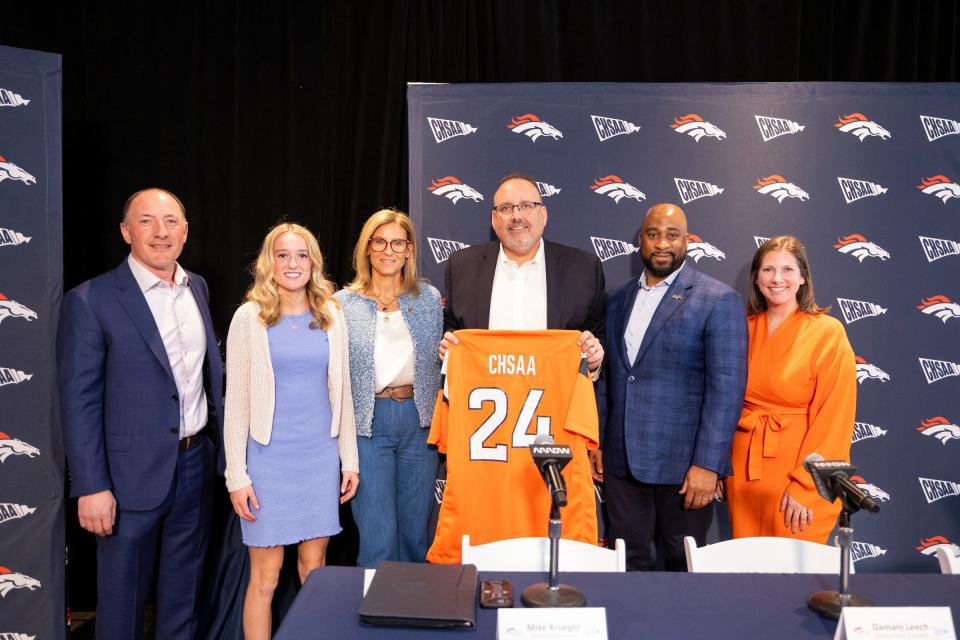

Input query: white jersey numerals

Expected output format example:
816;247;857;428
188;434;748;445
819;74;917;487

468;387;551;461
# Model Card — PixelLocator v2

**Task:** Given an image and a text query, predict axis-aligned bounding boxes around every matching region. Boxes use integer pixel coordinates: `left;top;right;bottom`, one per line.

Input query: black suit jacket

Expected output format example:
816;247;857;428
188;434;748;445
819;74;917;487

443;240;606;343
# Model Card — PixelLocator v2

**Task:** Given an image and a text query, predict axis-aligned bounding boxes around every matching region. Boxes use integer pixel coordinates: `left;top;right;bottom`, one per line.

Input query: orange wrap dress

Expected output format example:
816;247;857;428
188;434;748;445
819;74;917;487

726;310;856;542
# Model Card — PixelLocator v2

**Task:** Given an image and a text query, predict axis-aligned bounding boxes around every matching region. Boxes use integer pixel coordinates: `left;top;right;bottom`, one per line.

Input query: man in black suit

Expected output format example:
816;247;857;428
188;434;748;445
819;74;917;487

440;173;606;370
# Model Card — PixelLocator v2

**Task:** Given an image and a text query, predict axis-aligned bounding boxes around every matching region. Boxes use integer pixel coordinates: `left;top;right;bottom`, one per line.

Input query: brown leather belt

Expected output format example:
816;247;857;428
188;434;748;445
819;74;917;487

374;385;414;401
179;431;206;451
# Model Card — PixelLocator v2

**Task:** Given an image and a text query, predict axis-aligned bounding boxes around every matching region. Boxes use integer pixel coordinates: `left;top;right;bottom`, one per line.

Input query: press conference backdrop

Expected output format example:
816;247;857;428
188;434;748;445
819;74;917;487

409;83;959;574
0;45;65;637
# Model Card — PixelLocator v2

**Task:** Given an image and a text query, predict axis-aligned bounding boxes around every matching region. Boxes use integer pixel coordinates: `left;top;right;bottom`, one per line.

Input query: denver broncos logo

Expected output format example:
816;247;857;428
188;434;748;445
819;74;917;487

590;175;646;203
0;433;40;463
855;356;890;384
506;114;563;142
833;234;891;262
916;295;960;323
834;113;891;141
670;114;726;142
753;175;809;203
916;536;960;556
427;176;484;205
0;566;41;597
917;416;960;444
0;294;37;325
916;175;960;203
686;234;725;262
0;155;36;185
850;476;890;502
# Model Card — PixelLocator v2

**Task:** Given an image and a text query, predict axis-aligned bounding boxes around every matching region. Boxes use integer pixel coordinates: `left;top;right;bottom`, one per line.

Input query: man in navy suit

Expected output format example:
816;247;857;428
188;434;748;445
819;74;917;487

57;188;224;638
592;203;747;571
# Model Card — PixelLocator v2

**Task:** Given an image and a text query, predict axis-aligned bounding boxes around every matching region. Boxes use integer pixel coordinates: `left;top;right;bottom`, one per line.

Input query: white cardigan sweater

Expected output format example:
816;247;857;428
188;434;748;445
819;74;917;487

223;300;359;492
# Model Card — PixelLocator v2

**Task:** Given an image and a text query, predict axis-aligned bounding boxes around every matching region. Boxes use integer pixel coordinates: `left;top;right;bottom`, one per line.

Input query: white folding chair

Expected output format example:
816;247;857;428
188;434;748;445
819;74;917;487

461;535;626;572
935;546;960;575
684;536;852;574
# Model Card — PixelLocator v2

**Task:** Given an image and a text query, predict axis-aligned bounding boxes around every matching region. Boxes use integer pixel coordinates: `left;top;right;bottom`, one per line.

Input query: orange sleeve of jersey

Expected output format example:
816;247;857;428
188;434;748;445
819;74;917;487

427;389;449;453
562;368;600;450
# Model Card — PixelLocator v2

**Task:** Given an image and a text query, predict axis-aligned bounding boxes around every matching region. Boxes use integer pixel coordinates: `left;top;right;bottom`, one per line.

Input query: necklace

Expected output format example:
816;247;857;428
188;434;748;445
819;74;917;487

371;290;398;312
284;310;309;330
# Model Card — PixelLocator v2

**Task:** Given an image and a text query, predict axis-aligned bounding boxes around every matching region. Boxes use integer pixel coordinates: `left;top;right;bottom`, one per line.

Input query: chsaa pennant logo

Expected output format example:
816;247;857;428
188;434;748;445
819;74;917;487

852;421;887;444
918;357;960;384
850;541;887;563
919;235;960;262
833;235;890;262
670;114;726;142
0;633;38;640
753;175;809;203
591;115;640;142
850;476;891;502
920;115;960;142
0;228;31;247
0;156;36;186
753;236;770;249
673;177;723;204
917;476;960;504
917;416;960;444
537;182;561;198
426;117;477;143
916;536;960;557
0;294;38;325
590;237;638;263
0;368;32;387
590;175;646;203
754;115;804;142
686;234;725;263
0;503;36;526
0;88;30;107
836;297;887;324
426;237;470;264
916;175;960;203
834;113;891;141
0;566;41;598
916;295;960;323
855;356;890;384
427;176;483;205
836;177;887;204
506;114;563;142
0;432;41;462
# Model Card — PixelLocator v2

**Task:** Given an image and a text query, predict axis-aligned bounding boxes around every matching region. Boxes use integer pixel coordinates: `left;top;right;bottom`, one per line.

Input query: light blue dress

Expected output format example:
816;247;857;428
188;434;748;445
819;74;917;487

241;313;341;547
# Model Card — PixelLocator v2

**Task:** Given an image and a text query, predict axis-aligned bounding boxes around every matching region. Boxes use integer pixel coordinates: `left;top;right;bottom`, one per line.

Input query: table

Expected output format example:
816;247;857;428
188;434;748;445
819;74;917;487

275;566;960;639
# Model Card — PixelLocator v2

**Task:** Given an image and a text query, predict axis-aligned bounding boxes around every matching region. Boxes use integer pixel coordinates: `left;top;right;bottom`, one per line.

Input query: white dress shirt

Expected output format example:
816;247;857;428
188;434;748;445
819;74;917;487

128;255;208;438
488;240;548;330
624;264;685;365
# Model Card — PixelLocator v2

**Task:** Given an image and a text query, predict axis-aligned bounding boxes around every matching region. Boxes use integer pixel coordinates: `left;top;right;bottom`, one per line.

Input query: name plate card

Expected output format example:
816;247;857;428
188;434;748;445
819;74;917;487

497;607;607;640
835;607;956;640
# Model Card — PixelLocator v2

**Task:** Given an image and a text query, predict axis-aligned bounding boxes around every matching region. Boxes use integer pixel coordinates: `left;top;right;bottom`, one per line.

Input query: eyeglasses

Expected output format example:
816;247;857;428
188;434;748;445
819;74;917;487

370;237;411;252
493;201;542;217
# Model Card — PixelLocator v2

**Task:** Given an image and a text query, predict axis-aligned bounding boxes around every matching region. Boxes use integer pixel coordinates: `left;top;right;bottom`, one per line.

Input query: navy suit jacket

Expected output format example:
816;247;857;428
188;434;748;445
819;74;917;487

598;263;747;484
57;260;225;511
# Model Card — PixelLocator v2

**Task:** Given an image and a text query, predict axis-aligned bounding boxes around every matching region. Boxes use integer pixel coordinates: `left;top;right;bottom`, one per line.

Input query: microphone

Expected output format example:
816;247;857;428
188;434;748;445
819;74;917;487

530;435;572;508
803;453;880;513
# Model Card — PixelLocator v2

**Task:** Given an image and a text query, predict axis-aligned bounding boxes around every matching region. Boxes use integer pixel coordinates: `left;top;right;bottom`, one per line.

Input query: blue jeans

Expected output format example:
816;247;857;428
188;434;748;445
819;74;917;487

352;397;439;567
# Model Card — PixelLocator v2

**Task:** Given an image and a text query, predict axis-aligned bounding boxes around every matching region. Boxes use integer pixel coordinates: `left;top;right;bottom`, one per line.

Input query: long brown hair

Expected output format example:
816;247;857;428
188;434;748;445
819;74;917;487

245;223;337;329
746;235;829;316
345;209;420;297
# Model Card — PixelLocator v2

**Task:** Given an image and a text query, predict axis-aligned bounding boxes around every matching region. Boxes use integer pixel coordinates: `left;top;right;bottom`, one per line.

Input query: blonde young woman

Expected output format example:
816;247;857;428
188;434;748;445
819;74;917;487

224;223;358;639
334;209;442;567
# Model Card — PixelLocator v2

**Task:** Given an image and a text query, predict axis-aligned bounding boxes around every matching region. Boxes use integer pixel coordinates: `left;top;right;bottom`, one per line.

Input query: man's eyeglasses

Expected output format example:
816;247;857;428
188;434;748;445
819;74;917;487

369;237;411;252
493;201;542;217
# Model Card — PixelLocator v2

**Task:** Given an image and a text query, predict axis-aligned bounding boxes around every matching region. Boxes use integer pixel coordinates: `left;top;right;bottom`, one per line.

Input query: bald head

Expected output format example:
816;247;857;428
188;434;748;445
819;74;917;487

639;202;688;285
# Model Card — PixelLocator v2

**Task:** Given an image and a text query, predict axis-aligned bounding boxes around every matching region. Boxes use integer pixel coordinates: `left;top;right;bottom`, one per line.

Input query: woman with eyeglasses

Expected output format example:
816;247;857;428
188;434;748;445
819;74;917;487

334;209;442;566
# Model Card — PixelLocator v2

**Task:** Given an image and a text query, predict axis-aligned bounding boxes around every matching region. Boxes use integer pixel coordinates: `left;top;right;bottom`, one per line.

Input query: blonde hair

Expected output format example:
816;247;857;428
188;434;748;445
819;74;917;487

245;223;337;330
346;209;420;296
747;235;829;316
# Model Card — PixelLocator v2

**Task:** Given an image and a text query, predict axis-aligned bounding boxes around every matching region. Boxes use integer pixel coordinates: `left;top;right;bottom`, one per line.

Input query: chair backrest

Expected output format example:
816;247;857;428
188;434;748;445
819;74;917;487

684;536;852;574
935;546;959;575
461;535;626;572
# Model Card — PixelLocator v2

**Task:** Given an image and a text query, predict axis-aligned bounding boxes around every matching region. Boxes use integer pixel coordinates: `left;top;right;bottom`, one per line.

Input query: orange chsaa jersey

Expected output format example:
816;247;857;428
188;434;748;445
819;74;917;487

427;330;599;564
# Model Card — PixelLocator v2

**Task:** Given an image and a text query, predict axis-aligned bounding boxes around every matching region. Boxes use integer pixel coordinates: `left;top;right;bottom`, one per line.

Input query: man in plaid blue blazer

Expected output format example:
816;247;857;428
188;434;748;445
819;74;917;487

591;203;747;571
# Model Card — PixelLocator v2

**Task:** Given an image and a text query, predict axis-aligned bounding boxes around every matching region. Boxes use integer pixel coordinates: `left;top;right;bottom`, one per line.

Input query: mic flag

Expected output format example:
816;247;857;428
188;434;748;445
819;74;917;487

531;435;572;508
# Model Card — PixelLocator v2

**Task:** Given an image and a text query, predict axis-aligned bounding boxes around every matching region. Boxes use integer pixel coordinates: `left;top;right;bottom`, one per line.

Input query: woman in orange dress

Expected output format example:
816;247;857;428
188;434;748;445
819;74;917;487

726;236;856;542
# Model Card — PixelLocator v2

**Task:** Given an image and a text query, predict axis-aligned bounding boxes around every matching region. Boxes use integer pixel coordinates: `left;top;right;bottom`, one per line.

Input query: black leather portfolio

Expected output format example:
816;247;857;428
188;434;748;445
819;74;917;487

358;561;478;629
